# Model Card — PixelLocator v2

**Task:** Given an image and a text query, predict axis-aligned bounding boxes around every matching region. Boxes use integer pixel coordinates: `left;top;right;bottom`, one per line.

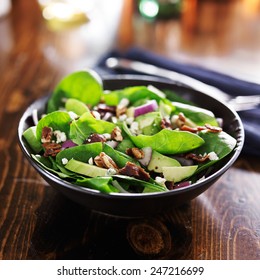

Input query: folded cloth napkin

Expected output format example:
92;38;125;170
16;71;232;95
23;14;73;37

95;47;260;157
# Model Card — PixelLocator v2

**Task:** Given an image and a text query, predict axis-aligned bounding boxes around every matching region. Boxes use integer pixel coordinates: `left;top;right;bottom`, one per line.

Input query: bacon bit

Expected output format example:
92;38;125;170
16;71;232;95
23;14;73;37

126;147;145;159
119;162;150;181
185;153;210;162
42;142;62;157
94;152;118;170
86;133;106;144
41;126;53;143
161;118;172;130
111;126;123;142
205;123;222;133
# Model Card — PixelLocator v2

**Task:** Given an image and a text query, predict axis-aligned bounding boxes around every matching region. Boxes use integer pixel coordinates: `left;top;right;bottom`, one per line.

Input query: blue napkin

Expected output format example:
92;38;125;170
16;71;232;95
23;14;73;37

95;47;260;157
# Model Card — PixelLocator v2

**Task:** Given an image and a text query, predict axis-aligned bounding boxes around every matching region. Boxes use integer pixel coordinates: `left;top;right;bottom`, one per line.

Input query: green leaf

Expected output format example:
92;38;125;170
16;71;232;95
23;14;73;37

193;130;237;174
172;101;218;126
65;98;90;116
103;85;165;106
113;175;168;193
123;122;204;154
75;177;119;193
32;154;74;179
69;112;116;145
47;70;103;112
56;142;103;166
36;111;71;141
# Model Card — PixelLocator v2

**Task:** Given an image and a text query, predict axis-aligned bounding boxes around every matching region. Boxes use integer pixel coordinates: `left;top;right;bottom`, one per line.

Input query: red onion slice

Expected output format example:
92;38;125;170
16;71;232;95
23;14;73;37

134;100;158;117
138;147;152;166
61;140;77;149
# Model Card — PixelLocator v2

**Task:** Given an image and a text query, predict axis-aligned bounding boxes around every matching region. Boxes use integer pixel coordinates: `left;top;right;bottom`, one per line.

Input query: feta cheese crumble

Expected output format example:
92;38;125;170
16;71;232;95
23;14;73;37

208;151;219;161
61;158;68;165
53;130;67;143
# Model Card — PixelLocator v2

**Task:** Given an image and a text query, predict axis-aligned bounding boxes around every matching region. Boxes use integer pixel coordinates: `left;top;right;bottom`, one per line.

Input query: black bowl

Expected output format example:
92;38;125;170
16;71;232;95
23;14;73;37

18;75;244;217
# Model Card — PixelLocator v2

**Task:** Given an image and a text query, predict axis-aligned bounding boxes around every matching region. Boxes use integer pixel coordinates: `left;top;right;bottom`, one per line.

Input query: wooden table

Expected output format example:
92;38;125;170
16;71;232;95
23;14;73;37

1;0;260;260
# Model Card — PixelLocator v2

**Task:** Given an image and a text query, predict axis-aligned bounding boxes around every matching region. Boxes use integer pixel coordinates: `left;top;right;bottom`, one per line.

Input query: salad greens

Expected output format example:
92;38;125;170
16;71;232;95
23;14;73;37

23;70;237;194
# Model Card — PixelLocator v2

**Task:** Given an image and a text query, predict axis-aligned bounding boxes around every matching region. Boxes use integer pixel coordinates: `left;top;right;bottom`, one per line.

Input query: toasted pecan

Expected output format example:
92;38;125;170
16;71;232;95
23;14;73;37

119;162;150;181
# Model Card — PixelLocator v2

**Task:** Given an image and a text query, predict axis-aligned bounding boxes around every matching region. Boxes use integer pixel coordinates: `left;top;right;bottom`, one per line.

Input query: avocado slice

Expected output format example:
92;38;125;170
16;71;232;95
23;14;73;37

65;158;108;177
147;150;180;173
136;112;162;135
23;126;42;153
162;165;198;183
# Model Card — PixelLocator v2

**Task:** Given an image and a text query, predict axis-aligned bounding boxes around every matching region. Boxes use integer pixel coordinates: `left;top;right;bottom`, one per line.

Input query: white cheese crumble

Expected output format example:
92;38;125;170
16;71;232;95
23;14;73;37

53;130;67;143
119;114;127;121
106;168;117;176
130;121;140;135
91;110;101;120
208;151;219;161
88;157;94;165
118;98;129;109
61;158;68;165
68;111;78;120
111;116;118;124
155;176;166;186
126;117;134;125
102;133;111;140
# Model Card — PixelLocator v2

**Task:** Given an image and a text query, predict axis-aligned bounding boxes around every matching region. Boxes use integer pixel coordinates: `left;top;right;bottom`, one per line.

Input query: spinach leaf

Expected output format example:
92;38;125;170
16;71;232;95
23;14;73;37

65;98;90;116
75;177;119;193
103;85;165;106
123;123;204;154
47;70;103;112
113;175;168;193
172;102;218;126
69;112;115;145
32;154;74;179
56;142;103;166
194;130;237;174
36;111;71;140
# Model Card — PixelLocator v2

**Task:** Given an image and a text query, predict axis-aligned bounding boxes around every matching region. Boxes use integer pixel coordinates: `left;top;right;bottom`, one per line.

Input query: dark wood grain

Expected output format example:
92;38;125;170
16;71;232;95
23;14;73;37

0;0;260;260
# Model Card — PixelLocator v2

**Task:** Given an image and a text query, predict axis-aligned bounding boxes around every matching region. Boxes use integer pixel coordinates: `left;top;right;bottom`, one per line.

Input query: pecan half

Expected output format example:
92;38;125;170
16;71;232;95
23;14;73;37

126;147;144;159
94;152;118;170
86;133;106;144
180;125;198;133
41;126;53;143
185;153;210;162
111;126;123;142
161;118;172;130
119;162;150;181
205;123;222;133
42;142;62;157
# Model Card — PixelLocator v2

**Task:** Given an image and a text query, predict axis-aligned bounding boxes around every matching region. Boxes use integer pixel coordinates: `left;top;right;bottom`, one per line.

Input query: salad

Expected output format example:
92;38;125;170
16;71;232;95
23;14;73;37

22;70;237;194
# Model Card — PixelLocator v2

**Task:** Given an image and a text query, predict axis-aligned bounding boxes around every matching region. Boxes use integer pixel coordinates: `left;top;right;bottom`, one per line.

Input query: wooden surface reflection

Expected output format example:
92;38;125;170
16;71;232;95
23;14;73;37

0;0;260;260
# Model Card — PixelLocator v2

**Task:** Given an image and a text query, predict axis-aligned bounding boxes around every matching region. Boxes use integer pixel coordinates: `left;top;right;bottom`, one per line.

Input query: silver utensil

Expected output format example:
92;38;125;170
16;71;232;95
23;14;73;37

106;57;260;111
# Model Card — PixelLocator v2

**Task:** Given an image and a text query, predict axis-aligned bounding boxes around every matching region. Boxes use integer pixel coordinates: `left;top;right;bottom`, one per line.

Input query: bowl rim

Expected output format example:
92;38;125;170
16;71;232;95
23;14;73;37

17;74;245;200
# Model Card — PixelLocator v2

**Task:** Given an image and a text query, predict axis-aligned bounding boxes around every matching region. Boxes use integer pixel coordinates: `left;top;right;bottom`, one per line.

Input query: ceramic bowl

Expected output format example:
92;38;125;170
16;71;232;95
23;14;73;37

18;75;244;217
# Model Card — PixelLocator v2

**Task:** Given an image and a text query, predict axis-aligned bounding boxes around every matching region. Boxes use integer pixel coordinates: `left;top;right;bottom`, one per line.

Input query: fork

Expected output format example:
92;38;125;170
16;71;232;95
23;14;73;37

106;57;260;111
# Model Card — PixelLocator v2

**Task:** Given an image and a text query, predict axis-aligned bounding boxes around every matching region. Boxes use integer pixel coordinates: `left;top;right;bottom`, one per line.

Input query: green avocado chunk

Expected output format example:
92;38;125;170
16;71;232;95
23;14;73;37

147;150;180;173
65;158;107;178
23;126;42;153
162;165;198;183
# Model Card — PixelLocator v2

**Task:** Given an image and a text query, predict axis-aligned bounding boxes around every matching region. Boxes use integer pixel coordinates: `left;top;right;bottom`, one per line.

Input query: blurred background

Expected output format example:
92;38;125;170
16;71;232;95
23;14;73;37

1;0;259;84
